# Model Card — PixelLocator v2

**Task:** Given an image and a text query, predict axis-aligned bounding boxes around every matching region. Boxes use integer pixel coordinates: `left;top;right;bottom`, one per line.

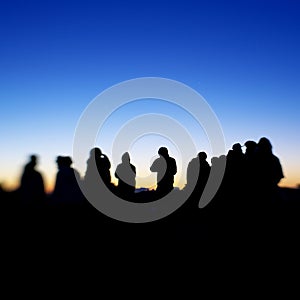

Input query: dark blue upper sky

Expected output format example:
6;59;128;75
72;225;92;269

1;0;300;189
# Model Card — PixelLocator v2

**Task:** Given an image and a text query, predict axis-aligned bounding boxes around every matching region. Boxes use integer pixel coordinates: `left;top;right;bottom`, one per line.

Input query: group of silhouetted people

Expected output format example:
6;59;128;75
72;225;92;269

16;146;179;204
83;146;177;200
224;137;284;204
15;137;284;210
1;136;294;246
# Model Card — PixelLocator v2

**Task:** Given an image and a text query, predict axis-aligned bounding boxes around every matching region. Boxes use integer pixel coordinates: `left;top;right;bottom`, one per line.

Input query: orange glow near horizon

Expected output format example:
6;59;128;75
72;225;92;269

1;168;299;195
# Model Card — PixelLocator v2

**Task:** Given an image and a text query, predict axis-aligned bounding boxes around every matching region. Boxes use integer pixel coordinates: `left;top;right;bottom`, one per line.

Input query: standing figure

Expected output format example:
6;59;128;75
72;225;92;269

255;137;284;200
52;156;83;204
150;147;177;196
84;147;112;189
226;143;245;184
19;154;45;206
225;143;245;203
115;152;136;197
186;151;211;199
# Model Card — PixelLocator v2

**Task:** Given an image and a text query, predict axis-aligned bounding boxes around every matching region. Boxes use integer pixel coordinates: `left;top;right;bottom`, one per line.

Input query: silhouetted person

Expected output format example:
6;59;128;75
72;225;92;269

115;152;136;198
255;137;284;201
244;140;257;157
52;156;83;204
226;143;245;177
84;147;112;189
186;151;210;200
225;143;245;204
181;151;211;221
242;137;284;240
19;154;45;206
150;147;177;196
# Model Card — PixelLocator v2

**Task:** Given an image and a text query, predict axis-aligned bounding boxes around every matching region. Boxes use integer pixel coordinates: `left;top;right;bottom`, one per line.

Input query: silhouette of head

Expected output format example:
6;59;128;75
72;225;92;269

30;154;37;162
244;140;257;152
63;156;73;167
211;156;218;165
56;156;63;168
90;147;102;157
158;147;169;158
258;137;272;153
244;140;256;148
122;152;130;163
56;156;72;169
29;154;37;167
232;143;242;152
198;151;207;161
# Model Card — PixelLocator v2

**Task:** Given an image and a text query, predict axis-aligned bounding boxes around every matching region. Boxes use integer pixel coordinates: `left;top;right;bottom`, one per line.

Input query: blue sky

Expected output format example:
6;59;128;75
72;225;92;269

1;0;299;191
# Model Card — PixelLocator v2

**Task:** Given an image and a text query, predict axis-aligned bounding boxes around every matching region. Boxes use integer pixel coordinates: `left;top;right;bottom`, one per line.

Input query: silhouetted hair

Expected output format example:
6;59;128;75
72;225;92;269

122;152;130;163
244;140;257;149
90;147;102;157
158;147;168;157
258;137;272;152
56;156;73;168
232;143;242;151
199;151;207;160
30;155;37;164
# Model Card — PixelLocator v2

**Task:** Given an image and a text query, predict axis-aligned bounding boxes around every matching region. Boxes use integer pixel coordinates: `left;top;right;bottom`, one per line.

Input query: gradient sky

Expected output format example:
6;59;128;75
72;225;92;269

1;0;300;192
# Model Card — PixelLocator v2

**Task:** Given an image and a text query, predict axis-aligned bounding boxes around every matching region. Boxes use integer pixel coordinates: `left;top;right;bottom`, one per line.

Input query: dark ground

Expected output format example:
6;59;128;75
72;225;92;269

1;187;299;248
1;186;300;291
